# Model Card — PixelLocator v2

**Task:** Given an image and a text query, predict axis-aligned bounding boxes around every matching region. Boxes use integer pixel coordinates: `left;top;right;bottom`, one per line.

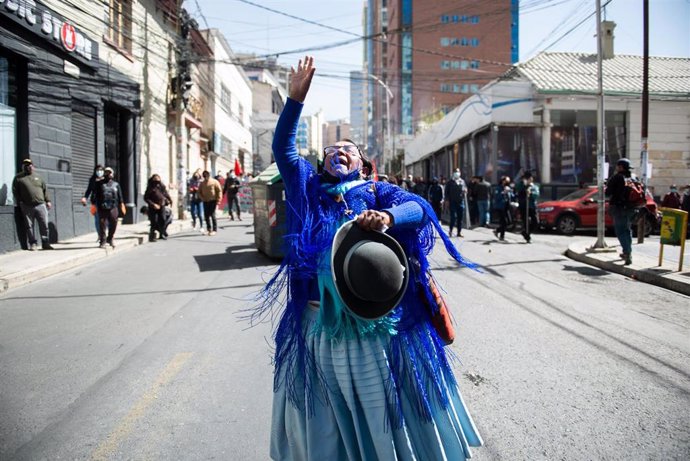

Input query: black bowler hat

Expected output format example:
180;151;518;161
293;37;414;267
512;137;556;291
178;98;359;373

331;220;409;320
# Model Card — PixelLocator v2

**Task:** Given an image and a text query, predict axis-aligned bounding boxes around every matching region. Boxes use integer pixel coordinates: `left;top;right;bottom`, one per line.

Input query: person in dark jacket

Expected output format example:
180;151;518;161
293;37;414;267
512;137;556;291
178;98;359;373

188;170;204;231
223;171;242;221
81;164;104;232
605;159;634;265
493;176;513;241
144;174;172;242
474;176;492;227
515;171;539;243
12;159;53;250
412;177;428;199
94;167;125;248
444;170;467;237
428;177;444;220
660;185;681;209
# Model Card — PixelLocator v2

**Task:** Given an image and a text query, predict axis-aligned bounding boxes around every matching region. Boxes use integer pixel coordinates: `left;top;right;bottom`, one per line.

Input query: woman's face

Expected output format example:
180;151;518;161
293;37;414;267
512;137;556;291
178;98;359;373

323;141;363;179
152;175;161;183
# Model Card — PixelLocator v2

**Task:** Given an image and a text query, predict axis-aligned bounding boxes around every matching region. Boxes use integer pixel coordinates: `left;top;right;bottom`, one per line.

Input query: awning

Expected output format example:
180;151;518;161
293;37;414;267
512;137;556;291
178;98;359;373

404;80;535;165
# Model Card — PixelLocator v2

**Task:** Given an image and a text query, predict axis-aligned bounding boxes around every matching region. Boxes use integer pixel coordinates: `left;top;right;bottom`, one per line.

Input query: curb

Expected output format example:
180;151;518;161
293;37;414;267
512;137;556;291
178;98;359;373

566;245;690;297
0;222;186;294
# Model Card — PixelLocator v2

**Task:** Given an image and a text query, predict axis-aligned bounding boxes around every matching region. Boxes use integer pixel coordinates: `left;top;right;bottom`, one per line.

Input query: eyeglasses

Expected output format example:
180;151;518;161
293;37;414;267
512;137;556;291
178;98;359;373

323;145;360;156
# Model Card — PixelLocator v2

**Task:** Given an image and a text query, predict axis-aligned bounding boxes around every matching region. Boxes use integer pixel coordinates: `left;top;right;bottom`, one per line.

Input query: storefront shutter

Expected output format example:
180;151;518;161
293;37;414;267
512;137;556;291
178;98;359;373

71;102;96;201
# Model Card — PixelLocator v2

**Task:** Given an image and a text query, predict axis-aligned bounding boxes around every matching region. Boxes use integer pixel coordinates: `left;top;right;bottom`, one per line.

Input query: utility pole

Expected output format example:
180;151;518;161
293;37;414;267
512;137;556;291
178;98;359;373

637;0;650;243
368;73;392;173
175;3;193;220
592;0;608;250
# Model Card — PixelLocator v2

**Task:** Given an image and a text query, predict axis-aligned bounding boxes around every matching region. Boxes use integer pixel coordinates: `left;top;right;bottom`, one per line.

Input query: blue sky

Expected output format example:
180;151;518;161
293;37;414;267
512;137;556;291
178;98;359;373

194;0;690;120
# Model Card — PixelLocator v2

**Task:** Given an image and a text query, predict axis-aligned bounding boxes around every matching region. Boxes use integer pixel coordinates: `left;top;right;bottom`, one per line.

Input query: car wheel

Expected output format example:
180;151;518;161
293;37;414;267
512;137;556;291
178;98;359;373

556;214;578;235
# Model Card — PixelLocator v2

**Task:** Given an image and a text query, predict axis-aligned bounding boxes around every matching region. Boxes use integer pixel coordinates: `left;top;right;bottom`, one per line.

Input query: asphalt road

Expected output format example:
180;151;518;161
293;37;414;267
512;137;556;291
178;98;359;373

0;217;688;460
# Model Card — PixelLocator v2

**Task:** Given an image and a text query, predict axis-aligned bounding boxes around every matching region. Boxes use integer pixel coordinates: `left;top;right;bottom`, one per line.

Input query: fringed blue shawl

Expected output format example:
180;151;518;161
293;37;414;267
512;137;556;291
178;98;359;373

250;157;474;429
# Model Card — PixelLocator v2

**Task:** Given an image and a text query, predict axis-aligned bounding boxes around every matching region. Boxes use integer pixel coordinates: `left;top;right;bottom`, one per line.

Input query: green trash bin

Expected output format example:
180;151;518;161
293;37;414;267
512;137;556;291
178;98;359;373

250;163;286;259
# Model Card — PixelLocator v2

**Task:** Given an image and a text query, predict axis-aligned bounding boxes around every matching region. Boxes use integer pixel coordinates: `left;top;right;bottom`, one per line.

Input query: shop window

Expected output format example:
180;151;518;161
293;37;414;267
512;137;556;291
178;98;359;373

107;0;133;53
0;57;17;206
550;110;627;184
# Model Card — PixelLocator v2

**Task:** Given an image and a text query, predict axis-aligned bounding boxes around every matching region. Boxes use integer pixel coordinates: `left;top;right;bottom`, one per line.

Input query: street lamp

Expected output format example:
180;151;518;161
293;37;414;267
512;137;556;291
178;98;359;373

367;73;393;172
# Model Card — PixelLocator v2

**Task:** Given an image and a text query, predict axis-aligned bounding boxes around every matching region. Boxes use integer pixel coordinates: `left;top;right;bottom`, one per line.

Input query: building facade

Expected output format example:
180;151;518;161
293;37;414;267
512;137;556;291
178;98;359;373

0;0;178;253
202;29;252;179
404;52;690;200
349;70;367;148
323;119;352;148
244;67;286;174
366;0;518;171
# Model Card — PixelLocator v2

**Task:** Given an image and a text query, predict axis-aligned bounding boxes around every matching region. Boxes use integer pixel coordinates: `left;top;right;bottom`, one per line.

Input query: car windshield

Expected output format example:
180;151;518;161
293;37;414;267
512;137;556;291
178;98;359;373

559;188;593;201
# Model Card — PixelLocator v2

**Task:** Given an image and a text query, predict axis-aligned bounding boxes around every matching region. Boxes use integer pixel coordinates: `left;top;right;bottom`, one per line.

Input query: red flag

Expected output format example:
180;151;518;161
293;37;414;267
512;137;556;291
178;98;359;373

234;158;243;176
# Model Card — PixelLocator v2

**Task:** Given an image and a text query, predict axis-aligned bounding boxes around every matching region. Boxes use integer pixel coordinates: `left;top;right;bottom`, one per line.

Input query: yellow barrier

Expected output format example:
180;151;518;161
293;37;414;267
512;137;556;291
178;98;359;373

658;208;688;272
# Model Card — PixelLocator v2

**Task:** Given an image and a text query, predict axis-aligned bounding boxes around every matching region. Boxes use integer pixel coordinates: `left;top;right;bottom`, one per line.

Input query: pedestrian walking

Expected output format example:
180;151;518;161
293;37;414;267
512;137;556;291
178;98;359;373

94;167;125;249
474;175;492;227
606;159;636;264
660;185;682;209
516;171;539;243
12;159;54;250
468;176;479;227
198;170;222;235
258;56;482;461
493;176;514;241
223;171;242;221
81;164;104;232
444;169;467;237
428;176;444;220
144;174;172;242
187;170;204;231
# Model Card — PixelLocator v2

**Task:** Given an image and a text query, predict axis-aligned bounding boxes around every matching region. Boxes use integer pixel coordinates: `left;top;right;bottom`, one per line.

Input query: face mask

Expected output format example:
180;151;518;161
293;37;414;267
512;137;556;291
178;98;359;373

452;172;460;180
96;170;104;178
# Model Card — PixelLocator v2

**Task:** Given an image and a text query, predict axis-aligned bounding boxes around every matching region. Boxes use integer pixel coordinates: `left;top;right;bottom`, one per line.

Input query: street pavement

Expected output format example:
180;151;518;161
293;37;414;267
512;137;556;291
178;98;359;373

0;217;688;460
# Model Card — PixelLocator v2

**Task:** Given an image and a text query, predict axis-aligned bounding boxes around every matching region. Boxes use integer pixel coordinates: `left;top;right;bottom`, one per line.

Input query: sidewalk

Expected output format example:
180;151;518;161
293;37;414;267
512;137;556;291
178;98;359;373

566;237;690;296
0;219;190;294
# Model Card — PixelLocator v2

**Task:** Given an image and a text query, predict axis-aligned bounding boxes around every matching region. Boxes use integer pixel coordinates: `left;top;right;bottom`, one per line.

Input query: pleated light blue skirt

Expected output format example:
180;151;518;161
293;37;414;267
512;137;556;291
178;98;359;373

270;307;483;461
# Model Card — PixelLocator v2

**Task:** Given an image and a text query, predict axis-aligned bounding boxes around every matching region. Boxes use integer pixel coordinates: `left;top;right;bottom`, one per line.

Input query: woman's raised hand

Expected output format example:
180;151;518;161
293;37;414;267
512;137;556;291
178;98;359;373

289;56;315;103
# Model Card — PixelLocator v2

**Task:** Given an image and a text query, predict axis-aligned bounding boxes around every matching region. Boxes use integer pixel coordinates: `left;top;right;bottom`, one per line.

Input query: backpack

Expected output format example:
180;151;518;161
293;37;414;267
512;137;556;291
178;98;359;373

624;177;646;208
100;181;119;209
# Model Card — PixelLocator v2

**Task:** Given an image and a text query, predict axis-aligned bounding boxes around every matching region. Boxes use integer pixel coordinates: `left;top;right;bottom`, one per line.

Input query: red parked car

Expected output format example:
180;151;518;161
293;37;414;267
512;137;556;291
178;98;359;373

537;186;659;236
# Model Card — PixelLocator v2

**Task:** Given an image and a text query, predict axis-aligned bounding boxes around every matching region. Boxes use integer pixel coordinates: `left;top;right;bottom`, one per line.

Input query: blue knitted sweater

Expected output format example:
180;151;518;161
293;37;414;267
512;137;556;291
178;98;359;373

252;98;474;427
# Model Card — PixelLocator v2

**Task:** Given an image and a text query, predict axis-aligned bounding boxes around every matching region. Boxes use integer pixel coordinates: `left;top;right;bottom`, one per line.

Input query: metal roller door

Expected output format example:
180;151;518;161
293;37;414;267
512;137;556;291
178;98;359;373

71;101;96;202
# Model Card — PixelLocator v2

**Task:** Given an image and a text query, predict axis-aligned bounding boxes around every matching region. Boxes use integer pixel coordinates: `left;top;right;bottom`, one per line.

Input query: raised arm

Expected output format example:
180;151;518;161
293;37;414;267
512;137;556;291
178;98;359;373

272;57;315;193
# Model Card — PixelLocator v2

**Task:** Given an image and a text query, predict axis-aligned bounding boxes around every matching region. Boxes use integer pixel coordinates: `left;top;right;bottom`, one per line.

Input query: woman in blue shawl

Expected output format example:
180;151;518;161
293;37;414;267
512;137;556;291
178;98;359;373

260;57;483;460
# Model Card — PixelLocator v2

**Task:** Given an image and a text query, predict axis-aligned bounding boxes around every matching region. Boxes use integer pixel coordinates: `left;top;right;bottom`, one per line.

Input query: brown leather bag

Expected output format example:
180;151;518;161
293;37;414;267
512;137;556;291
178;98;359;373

420;277;455;345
